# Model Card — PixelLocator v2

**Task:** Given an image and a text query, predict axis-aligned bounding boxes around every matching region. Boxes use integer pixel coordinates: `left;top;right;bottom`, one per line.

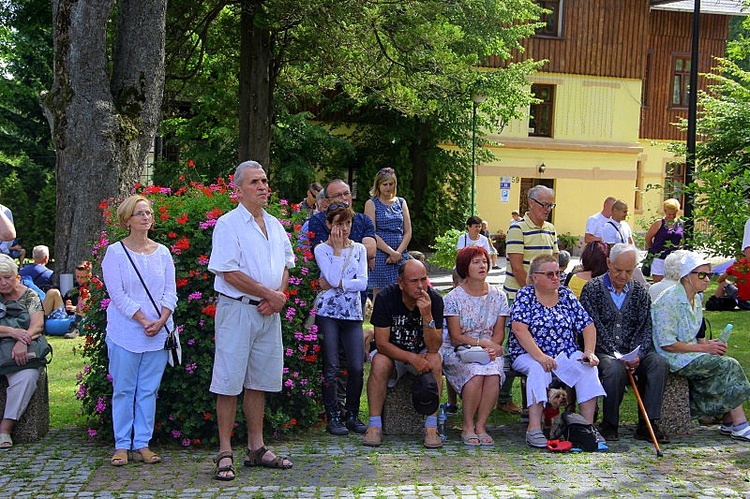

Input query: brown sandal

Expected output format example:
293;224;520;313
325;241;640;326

213;450;236;481
243;446;293;469
132;447;162;464
110;449;129;466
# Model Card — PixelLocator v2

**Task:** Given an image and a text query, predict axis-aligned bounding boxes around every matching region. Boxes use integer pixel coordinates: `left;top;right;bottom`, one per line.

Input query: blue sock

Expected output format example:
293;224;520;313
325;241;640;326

733;421;748;431
369;416;382;428
722;422;733;430
425;415;437;428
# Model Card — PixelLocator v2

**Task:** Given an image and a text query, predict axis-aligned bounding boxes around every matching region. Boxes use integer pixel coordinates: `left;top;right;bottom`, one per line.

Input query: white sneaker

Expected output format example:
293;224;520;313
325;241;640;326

731;425;750;441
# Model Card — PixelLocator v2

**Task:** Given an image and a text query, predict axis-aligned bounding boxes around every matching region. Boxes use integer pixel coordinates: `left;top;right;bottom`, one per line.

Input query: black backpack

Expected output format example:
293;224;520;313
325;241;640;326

552;411;598;451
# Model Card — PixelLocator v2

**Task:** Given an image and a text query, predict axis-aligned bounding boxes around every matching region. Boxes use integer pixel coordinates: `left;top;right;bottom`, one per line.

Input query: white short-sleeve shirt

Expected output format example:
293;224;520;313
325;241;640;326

209;204;295;299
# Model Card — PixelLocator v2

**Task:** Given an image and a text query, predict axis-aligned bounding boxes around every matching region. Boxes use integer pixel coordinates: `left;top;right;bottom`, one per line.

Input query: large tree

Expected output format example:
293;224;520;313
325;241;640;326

41;0;167;272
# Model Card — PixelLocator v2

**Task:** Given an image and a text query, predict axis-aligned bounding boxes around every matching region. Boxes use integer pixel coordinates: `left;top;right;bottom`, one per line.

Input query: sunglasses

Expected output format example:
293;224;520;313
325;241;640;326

690;271;711;280
378;167;395;175
533;270;562;279
530;198;556;210
326;202;350;213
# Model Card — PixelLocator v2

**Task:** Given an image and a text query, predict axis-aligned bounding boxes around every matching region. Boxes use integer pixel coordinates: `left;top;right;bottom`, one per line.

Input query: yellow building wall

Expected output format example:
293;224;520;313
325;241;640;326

474;73;680;243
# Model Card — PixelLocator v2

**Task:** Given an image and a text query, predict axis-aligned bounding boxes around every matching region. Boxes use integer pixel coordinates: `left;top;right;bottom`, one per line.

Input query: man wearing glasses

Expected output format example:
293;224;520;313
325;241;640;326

579;243;669;443
503;185;559;300
308;179;376;268
500;185;558;415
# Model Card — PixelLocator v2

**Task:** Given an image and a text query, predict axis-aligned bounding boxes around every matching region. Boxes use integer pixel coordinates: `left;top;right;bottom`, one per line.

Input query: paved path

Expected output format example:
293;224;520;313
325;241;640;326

3;422;750;498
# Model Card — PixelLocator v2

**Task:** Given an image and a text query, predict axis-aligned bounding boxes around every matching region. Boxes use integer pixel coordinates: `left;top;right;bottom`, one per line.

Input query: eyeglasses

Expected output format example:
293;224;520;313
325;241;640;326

530;198;556;210
326;202;350;213
533;270;562;279
131;210;154;218
327;190;351;200
690;271;711;280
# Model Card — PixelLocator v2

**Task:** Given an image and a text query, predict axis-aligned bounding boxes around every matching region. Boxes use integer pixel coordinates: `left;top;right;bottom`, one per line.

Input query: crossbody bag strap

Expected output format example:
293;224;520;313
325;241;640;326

120;242;170;333
607;221;625;243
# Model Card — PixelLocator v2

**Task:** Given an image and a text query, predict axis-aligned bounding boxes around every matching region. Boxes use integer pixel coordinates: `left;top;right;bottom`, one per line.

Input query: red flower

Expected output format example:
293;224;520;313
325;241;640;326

177;213;189;225
201;304;217;317
188;159;195;168
174;236;190;251
98;200;109;210
176;278;189;288
168;231;178;239
206;207;223;220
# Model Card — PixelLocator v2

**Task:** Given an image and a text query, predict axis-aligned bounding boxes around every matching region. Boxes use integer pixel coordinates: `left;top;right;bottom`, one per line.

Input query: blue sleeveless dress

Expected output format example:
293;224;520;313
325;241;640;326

369;197;408;289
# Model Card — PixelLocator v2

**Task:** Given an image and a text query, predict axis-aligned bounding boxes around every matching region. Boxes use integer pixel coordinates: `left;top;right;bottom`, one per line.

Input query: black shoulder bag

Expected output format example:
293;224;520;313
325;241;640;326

121;242;181;366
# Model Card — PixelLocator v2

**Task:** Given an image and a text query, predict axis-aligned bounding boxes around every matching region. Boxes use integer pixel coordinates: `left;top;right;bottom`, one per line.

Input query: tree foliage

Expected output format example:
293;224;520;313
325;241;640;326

688;58;750;257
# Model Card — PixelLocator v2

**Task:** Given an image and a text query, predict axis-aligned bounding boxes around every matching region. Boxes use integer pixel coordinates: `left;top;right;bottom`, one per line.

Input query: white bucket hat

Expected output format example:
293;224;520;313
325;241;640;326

679;252;711;279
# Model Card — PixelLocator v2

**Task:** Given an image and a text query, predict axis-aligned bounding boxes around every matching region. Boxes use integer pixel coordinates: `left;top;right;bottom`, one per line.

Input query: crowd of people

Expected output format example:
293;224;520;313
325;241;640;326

3;165;750;482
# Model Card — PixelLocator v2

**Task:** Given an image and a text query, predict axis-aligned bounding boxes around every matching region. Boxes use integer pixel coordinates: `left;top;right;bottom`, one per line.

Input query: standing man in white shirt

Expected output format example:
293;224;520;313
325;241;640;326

601;200;634;247
584;197;616;243
208;161;296;480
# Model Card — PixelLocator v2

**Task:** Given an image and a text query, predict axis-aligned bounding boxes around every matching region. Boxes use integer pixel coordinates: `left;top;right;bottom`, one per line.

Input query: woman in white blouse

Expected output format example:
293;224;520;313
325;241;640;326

313;204;368;436
102;195;177;466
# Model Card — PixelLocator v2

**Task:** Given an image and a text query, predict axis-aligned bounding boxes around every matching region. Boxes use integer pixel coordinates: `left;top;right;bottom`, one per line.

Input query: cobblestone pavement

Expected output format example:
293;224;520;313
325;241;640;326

3;422;750;498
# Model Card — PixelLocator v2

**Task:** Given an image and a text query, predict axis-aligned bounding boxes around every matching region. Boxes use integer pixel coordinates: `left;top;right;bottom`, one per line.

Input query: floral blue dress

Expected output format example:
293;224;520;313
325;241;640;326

368;197;408;289
441;285;509;393
508;285;592;362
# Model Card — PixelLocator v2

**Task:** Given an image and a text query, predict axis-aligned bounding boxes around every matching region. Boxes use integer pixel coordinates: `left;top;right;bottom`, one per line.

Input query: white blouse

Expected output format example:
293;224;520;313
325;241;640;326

102;242;178;353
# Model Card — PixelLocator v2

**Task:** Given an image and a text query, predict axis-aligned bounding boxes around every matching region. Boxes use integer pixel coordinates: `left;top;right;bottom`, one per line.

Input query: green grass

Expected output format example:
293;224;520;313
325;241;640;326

47;335;87;429
46;282;750;431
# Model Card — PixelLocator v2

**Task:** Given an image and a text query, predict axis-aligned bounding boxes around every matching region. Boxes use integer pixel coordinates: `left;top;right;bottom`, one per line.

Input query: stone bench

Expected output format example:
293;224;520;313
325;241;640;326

0;367;49;443
659;373;694;435
382;373;424;435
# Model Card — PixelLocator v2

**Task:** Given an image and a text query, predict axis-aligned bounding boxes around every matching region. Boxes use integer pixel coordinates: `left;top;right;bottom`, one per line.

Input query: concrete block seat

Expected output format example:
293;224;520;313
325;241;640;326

382;373;424;435
0;367;49;443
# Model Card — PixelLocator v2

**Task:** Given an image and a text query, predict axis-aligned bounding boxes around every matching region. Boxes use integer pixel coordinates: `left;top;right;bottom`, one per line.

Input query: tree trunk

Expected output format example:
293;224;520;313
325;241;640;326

238;0;273;168
41;0;167;274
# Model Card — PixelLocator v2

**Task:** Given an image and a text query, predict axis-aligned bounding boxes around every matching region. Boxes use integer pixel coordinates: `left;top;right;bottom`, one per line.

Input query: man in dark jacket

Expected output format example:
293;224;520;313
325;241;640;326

580;243;669;443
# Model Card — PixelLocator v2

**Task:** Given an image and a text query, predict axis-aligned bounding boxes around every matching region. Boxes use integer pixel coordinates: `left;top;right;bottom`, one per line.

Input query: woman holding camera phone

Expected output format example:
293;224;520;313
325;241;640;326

441;246;509;446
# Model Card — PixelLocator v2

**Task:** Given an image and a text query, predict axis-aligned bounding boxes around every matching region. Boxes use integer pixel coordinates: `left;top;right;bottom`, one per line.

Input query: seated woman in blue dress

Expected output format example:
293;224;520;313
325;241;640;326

508;254;606;448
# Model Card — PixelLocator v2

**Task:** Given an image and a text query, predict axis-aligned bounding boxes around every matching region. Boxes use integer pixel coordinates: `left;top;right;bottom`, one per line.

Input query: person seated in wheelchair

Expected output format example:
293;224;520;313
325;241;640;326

508;254;605;449
579;243;670;443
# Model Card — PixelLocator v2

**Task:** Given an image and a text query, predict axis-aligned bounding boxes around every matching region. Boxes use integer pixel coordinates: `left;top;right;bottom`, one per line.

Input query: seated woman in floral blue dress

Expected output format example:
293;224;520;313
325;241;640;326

508;254;605;448
442;246;509;446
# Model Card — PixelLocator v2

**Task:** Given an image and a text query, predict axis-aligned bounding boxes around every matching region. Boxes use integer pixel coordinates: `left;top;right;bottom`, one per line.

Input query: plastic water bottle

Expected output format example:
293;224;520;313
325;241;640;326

437;404;447;441
718;324;734;343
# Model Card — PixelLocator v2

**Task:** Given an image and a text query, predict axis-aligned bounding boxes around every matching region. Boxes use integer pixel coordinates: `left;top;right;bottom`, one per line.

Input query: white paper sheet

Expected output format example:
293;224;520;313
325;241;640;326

613;345;641;363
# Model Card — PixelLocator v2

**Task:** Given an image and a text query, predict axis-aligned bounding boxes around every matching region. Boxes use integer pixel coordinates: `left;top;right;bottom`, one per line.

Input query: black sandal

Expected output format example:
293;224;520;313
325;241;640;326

243;446;293;469
213;450;235;481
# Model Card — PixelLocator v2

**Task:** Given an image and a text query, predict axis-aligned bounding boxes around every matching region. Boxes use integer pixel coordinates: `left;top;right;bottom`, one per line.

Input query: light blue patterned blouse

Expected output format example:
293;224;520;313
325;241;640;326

651;282;705;371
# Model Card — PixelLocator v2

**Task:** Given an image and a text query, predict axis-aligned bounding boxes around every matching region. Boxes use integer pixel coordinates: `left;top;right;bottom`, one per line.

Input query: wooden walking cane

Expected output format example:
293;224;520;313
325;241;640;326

627;368;663;457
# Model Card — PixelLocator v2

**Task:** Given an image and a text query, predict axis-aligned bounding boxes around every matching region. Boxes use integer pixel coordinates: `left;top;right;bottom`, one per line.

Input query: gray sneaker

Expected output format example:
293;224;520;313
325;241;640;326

525;429;547;448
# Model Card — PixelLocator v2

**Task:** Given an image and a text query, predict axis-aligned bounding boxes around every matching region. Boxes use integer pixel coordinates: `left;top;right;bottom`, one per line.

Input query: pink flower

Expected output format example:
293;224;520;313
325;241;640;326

188;291;202;301
99;298;110;310
87;428;98;438
182;439;191;447
285;348;294;357
171;430;182;438
284;379;294;388
95;397;107;413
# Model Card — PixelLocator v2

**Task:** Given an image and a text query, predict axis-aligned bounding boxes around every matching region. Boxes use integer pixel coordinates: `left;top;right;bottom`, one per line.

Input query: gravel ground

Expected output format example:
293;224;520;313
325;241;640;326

3;422;750;498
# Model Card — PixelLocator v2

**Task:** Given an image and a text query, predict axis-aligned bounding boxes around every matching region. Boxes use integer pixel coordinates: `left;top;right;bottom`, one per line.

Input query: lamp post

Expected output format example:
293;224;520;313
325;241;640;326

471;93;487;215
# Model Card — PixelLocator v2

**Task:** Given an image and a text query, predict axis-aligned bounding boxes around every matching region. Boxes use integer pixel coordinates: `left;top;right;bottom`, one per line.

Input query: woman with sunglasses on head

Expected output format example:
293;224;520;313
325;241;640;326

364;168;412;298
507;254;605;448
313;204;369;436
101;195;177;466
652;252;750;440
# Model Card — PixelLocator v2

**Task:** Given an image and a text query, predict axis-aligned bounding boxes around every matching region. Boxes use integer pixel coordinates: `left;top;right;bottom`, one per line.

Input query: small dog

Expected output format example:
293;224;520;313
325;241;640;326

545;388;569;438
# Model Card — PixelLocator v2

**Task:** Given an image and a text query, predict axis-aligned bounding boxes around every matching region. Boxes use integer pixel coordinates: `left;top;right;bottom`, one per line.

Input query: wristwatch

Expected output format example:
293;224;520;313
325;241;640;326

423;319;436;329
